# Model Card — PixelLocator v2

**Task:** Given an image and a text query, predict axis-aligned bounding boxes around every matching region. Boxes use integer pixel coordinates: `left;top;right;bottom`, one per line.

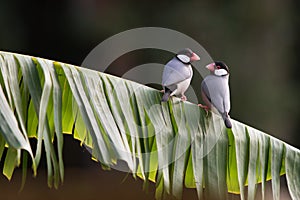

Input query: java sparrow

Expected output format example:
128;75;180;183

161;48;200;102
198;61;232;128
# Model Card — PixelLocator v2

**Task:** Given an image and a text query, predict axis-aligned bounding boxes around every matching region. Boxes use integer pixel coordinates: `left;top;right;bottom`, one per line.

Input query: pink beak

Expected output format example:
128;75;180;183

205;63;215;71
190;53;200;61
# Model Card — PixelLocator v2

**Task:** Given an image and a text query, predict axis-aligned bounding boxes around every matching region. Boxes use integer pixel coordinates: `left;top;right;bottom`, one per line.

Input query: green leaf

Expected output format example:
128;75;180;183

271;139;284;200
48;61;64;182
0;72;31;152
286;145;300;199
0;51;300;200
3;147;18;180
203;114;228;200
257;129;270;200
231;122;249;200
247;127;259;200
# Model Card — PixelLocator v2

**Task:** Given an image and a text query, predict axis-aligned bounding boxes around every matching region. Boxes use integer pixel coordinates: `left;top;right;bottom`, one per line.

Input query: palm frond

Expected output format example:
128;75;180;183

0;51;299;199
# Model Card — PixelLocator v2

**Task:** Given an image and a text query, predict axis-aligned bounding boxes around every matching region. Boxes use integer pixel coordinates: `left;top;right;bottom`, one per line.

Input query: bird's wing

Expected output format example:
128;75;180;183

201;83;212;109
202;76;227;114
162;59;192;87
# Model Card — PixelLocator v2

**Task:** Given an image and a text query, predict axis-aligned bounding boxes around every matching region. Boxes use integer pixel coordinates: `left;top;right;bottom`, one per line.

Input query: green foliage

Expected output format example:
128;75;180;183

0;51;299;199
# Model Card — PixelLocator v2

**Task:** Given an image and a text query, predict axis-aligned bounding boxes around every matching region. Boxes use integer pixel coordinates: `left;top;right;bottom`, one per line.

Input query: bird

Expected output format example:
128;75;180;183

198;61;232;128
161;48;200;102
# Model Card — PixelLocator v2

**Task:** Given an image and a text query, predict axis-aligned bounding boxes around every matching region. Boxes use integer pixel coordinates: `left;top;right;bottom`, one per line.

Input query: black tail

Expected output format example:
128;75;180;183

161;89;171;102
222;113;232;129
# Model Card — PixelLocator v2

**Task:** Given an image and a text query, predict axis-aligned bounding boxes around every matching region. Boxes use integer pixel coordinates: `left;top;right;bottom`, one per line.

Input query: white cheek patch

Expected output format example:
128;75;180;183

214;69;228;76
177;55;190;64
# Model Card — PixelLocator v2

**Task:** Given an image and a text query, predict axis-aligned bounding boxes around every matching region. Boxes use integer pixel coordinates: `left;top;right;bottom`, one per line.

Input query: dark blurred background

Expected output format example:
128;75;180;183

0;0;299;199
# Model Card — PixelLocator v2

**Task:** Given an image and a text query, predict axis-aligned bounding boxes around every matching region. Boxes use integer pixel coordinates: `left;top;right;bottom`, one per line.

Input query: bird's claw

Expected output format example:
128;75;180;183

160;90;164;93
198;104;209;116
198;104;209;110
181;95;187;101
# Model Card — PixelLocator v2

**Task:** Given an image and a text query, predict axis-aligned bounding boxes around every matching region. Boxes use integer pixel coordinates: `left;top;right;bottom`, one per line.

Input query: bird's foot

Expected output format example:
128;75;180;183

180;95;187;101
160;90;164;93
198;104;209;116
198;104;209;110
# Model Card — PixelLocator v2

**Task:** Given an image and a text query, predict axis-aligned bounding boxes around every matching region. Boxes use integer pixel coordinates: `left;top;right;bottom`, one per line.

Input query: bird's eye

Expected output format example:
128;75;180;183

216;66;221;69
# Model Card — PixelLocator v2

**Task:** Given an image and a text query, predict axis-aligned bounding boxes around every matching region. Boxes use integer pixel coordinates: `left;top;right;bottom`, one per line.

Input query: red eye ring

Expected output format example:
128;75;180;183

216;66;221;69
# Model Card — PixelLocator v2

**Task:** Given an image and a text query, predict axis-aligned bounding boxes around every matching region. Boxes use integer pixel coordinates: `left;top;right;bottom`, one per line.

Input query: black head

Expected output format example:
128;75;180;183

215;61;229;72
177;48;193;57
176;48;200;63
